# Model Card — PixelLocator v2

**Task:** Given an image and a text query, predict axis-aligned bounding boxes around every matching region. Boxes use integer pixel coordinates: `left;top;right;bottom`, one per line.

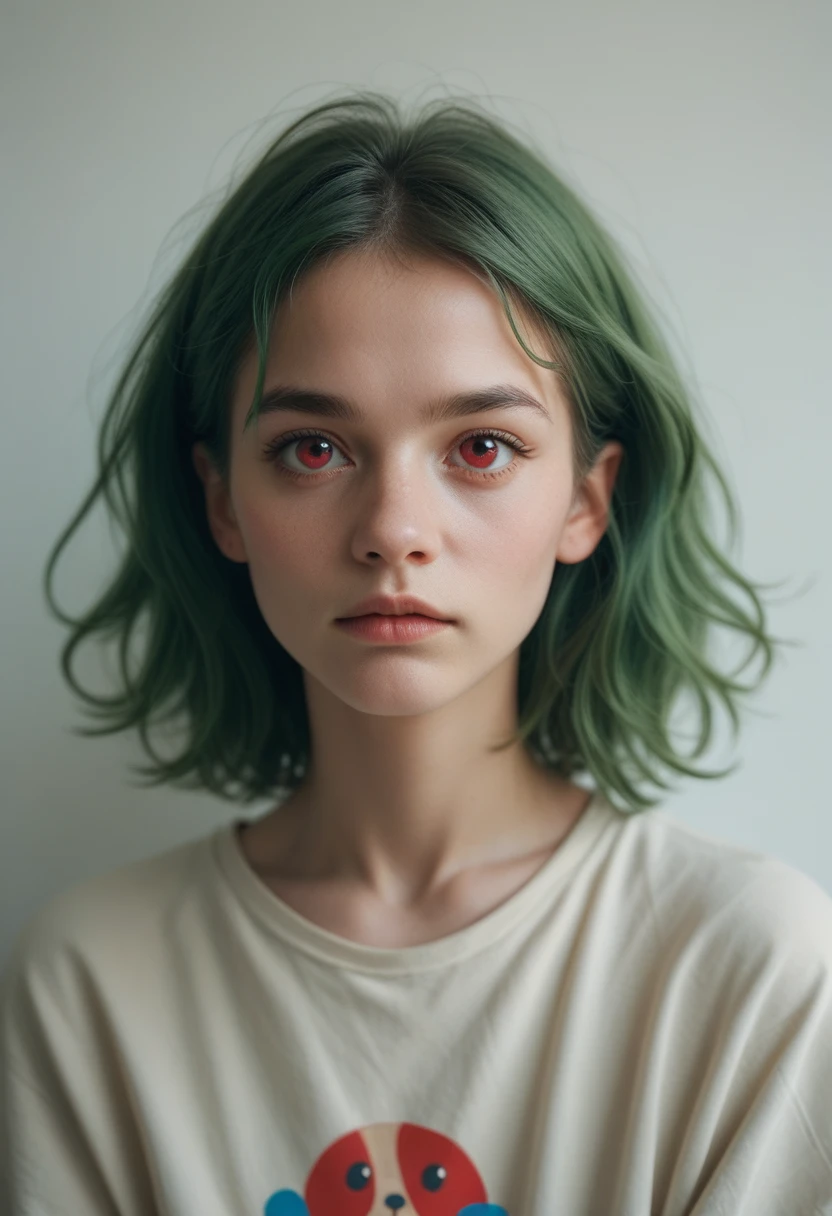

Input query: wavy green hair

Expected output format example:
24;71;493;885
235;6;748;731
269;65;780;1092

43;90;796;814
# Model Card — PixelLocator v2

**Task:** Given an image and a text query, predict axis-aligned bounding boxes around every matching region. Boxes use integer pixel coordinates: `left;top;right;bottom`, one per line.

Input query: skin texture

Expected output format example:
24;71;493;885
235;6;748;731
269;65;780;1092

192;248;623;947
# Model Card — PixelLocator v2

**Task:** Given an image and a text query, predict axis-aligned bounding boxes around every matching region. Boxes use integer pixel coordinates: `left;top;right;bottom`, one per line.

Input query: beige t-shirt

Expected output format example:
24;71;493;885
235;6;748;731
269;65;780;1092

2;789;831;1215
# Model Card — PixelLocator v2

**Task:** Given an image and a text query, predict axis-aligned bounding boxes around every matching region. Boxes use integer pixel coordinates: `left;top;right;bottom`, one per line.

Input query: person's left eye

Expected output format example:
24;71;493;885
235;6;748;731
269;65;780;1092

449;430;527;473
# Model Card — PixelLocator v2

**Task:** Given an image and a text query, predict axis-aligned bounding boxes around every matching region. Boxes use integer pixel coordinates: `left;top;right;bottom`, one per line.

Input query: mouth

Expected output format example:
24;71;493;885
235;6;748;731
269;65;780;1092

342;612;435;620
334;613;454;643
337;595;454;622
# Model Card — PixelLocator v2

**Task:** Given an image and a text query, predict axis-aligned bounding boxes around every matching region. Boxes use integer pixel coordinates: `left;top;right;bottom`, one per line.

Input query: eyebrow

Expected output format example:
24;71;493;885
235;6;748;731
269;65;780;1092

251;383;553;427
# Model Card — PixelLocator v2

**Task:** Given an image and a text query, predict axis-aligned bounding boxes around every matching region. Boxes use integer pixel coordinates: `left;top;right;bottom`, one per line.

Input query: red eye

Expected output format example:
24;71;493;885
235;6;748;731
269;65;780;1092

294;435;338;470
457;435;501;469
397;1123;486;1215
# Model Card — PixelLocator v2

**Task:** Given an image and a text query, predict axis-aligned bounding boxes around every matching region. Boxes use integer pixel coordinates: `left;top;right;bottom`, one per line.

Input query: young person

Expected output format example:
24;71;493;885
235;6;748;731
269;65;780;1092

2;92;830;1215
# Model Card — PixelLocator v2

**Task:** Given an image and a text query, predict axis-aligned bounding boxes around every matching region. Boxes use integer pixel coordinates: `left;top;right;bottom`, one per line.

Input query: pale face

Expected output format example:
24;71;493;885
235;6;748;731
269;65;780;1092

193;248;622;720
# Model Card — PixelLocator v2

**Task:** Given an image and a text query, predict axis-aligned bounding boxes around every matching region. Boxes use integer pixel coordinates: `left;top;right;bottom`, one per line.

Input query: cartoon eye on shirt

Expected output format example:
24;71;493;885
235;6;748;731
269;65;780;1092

264;1121;510;1216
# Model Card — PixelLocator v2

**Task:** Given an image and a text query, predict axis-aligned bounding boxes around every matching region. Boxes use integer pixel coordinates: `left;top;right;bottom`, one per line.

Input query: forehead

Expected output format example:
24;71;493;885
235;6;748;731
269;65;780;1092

232;248;565;429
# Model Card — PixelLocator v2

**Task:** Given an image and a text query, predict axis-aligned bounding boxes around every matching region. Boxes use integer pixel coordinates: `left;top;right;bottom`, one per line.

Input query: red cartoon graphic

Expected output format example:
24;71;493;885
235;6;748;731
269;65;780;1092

264;1121;509;1215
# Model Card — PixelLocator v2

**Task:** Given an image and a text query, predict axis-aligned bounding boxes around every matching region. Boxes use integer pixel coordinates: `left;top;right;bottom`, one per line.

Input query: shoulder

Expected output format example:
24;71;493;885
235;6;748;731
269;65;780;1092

615;805;832;975
612;811;832;1195
2;830;212;1007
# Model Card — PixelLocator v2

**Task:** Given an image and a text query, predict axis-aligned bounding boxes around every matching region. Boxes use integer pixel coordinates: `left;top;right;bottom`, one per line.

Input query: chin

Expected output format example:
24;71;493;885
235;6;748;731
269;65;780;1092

304;660;475;719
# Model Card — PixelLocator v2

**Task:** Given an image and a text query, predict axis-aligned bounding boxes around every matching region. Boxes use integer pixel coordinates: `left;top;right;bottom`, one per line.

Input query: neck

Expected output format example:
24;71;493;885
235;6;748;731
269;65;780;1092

247;659;587;906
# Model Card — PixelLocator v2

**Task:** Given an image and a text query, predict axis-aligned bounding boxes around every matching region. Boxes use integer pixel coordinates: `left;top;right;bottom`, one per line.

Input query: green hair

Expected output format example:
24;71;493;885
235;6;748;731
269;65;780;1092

43;89;797;814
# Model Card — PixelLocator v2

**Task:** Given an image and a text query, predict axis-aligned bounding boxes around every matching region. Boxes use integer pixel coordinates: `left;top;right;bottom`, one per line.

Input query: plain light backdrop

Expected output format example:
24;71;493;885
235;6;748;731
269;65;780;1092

2;0;829;966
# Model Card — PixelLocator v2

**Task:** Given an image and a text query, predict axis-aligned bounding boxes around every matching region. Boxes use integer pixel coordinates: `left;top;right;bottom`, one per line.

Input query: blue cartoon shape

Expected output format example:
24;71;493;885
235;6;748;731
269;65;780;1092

458;1207;509;1215
264;1191;309;1216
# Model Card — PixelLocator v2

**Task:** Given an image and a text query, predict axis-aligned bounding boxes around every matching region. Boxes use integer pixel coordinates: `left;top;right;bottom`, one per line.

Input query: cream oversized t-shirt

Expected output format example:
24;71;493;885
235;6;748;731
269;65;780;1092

2;789;831;1215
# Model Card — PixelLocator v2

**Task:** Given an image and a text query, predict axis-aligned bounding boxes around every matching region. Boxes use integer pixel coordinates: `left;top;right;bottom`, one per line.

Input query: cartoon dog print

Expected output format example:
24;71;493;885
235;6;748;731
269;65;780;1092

264;1121;510;1215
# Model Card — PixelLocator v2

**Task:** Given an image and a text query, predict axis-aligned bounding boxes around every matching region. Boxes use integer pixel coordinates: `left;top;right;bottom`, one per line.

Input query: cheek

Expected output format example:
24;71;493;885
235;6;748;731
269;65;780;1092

238;493;332;582
477;496;565;591
459;497;566;649
232;495;337;645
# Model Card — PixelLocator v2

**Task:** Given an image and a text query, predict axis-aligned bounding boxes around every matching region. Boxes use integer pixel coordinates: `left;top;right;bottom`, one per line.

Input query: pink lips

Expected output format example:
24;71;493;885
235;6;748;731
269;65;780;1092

338;593;453;621
334;614;453;644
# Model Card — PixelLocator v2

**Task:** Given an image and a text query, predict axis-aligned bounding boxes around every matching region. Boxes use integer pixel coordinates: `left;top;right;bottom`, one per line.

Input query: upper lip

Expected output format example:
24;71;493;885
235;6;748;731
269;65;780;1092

337;594;454;621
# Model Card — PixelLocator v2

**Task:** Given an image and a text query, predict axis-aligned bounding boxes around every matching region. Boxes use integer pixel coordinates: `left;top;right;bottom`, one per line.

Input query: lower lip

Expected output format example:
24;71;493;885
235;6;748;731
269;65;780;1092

334;614;453;643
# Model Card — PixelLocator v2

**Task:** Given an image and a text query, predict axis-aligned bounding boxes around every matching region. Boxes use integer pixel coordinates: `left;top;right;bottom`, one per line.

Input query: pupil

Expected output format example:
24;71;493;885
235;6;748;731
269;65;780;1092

422;1164;447;1191
346;1161;372;1190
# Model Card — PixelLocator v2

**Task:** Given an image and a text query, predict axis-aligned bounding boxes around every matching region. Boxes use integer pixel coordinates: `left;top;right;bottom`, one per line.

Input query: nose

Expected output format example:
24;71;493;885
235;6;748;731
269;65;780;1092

351;469;440;570
384;1196;406;1210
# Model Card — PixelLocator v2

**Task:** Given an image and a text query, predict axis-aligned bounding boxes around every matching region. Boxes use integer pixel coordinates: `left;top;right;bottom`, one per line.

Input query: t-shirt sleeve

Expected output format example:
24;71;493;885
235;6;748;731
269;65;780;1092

0;896;157;1216
662;858;832;1215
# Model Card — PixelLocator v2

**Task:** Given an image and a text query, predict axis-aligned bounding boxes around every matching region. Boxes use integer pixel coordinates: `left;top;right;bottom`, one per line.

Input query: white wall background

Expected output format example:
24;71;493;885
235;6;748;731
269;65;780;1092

2;0;829;966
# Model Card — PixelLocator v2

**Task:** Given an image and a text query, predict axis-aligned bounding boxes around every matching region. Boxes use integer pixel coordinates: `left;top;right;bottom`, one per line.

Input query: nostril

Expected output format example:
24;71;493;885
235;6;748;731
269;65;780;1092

384;1196;406;1211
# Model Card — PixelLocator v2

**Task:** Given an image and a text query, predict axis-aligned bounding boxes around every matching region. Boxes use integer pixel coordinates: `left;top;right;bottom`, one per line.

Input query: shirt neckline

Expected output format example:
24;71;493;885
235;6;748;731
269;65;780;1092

210;787;616;974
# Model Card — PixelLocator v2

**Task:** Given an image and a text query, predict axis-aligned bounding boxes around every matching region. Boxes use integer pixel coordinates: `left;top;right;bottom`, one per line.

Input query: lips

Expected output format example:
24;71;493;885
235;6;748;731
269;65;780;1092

335;613;453;643
338;594;453;621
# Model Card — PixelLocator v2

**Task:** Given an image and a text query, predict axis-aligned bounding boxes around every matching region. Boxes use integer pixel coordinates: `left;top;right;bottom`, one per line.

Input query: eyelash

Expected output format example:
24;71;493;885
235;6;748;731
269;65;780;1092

261;427;533;482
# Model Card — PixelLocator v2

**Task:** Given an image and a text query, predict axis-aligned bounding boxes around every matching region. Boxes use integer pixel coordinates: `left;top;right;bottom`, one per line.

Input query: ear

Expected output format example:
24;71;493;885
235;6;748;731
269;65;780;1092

191;441;248;564
555;440;624;565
